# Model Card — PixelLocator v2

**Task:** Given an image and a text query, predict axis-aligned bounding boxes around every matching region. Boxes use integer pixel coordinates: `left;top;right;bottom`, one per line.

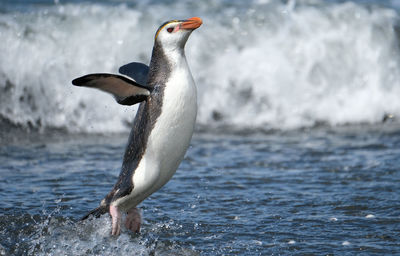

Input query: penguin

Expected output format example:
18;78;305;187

72;17;202;236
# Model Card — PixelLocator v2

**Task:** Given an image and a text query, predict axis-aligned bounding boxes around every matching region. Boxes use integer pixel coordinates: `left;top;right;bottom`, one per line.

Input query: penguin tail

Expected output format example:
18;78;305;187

81;205;109;220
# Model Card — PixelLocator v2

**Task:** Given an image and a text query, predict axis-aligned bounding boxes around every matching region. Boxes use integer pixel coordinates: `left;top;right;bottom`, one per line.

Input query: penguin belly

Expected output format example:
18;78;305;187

117;64;197;210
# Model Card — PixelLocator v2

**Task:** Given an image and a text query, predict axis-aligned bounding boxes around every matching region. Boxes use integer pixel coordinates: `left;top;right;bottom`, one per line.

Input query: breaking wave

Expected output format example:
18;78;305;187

1;0;400;133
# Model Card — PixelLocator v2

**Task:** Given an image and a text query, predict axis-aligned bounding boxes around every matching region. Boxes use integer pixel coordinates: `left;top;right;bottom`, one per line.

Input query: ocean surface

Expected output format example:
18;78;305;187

1;0;400;255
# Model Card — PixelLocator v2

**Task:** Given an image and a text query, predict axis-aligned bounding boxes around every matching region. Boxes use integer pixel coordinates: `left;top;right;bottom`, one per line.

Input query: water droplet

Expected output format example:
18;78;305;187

253;240;262;246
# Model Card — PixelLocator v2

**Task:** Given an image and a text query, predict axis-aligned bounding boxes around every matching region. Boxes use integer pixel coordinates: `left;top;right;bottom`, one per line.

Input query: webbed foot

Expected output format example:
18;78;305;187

125;207;141;233
110;205;122;236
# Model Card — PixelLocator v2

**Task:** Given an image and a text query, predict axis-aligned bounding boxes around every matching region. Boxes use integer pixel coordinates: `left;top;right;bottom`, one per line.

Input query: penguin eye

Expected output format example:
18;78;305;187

167;27;174;33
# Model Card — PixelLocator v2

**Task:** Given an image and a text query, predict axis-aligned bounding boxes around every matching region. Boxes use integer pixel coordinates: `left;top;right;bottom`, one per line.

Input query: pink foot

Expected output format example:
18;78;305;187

125;207;141;233
110;205;122;236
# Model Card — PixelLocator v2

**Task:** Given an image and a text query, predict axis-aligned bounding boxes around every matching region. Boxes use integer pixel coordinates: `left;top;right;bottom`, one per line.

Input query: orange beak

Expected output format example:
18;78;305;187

181;17;202;30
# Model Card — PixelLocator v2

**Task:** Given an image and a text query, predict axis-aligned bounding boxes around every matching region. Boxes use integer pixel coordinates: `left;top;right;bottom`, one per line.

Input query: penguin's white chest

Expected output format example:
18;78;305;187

148;67;197;176
125;62;197;207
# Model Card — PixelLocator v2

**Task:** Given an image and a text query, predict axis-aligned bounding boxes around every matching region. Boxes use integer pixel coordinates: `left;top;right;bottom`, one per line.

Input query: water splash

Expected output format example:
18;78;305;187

22;213;198;255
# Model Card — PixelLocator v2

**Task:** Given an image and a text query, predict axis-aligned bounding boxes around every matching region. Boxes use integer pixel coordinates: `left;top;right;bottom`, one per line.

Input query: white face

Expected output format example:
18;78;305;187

155;20;193;52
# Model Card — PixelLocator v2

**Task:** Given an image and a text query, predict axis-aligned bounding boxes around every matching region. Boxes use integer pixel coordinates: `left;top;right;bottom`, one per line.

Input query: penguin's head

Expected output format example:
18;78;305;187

155;17;202;51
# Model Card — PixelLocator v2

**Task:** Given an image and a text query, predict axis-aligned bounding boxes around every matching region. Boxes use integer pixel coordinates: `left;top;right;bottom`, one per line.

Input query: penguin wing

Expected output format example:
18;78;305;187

118;62;149;86
72;73;151;106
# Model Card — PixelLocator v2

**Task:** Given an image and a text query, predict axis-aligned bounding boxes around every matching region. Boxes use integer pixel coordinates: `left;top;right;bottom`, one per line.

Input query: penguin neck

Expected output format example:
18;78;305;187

149;41;186;74
164;47;186;67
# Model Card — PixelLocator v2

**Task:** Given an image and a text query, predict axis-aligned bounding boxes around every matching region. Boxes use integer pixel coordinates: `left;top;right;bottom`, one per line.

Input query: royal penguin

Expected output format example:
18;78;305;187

72;17;202;236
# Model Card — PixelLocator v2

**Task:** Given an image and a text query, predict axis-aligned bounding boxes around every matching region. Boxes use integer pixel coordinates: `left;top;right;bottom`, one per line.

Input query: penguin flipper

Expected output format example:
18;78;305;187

72;73;151;106
118;62;149;86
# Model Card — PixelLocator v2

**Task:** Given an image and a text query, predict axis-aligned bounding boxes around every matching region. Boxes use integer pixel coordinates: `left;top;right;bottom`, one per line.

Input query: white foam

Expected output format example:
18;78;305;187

194;1;400;130
342;241;351;246
1;1;399;133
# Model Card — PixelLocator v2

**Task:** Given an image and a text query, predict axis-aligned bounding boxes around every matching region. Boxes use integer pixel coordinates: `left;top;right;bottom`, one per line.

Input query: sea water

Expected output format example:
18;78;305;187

1;128;400;255
0;0;400;255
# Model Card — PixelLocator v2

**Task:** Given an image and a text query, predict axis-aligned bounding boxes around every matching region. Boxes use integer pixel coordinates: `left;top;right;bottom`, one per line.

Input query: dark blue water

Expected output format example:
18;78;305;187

1;125;399;255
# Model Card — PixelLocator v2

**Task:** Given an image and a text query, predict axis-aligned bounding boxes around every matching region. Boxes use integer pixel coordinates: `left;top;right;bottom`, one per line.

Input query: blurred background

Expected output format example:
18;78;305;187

1;0;399;137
